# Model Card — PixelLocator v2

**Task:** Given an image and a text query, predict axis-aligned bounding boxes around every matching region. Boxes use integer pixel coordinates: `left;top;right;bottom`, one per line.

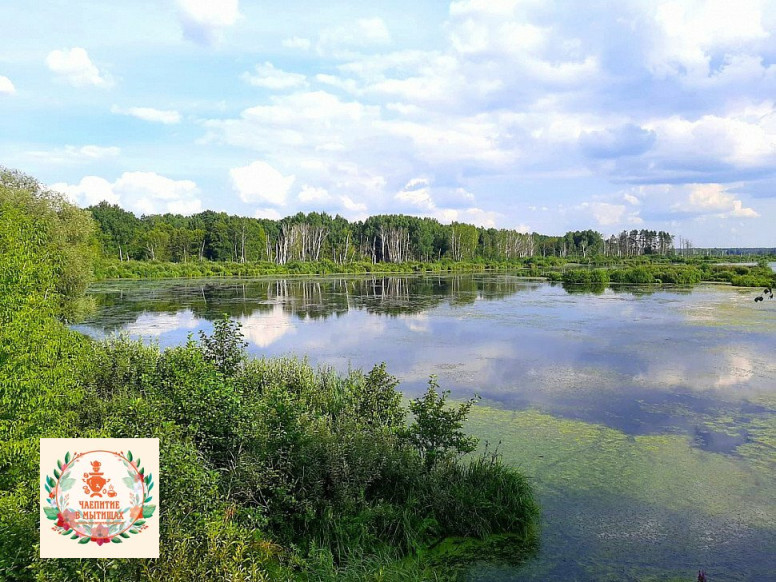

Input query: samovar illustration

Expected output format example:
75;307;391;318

82;460;111;497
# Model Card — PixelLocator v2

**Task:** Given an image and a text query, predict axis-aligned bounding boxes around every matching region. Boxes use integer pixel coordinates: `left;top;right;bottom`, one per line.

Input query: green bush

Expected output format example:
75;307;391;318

730;274;775;288
199;315;248;376
590;269;610;284
562;269;592;285
402;379;479;470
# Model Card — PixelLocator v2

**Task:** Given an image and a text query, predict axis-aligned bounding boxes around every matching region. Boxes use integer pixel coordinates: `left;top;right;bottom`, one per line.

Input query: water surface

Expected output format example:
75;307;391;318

74;274;776;580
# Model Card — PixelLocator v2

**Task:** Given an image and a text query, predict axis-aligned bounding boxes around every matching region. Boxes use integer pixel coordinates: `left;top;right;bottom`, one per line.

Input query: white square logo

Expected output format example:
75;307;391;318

40;438;159;558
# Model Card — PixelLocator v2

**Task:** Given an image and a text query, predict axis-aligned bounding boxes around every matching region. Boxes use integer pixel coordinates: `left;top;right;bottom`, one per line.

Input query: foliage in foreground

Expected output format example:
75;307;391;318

1;324;540;580
0;170;539;579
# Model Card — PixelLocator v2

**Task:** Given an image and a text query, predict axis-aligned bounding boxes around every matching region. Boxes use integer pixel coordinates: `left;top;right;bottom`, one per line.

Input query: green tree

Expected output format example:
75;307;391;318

87;201;140;260
141;225;172;261
1;167;98;319
353;362;405;430
403;378;479;469
199;315;247;376
449;222;478;261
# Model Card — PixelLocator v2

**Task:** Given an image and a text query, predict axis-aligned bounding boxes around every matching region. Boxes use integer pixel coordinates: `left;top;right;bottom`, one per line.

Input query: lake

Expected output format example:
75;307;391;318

74;274;776;580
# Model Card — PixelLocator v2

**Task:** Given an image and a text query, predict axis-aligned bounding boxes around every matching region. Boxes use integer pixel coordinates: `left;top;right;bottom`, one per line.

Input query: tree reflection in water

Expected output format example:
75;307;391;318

78;273;542;332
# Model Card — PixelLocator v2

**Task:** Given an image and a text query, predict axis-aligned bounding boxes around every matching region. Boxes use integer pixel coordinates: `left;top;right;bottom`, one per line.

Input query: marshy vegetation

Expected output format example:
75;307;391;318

1;169;540;578
91;252;776;296
558;260;775;290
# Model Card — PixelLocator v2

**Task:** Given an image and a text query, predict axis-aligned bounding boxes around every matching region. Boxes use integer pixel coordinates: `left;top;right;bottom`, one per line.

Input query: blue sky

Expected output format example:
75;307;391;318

1;0;775;246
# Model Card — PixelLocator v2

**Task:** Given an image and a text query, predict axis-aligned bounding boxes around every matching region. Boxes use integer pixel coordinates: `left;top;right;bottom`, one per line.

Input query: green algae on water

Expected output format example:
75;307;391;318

462;406;776;580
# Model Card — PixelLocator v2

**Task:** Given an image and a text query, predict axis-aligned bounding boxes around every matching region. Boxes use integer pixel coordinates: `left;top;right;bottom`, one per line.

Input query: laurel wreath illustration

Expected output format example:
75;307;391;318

43;450;155;545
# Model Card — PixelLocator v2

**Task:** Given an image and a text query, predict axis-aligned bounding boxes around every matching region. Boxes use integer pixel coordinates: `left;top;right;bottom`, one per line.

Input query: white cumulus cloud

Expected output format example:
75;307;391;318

295;184;368;217
46;48;112;88
254;208;283;220
395;178;435;211
318;18;392;54
580;202;643;227
176;0;240;45
649;0;768;80
27;145;120;164
112;106;181;124
230;161;295;206
391;178;498;226
205;91;380;155
623;193;641;206
298;185;333;204
52;171;202;215
456;207;500;228
341;195;367;214
282;37;311;50
242;62;307;90
52;176;120;206
0;76;15;95
647;110;776;171
681;184;759;218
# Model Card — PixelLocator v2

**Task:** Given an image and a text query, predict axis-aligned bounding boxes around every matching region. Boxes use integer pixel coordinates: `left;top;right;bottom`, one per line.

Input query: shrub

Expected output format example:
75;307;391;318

731;274;775;288
562;269;592;285
625;266;654;284
199;315;248;376
402;378;479;470
351;362;405;430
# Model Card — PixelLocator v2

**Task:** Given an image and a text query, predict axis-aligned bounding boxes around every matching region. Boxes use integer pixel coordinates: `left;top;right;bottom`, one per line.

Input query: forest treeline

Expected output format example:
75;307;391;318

88;200;678;265
87;199;776;288
0;168;540;578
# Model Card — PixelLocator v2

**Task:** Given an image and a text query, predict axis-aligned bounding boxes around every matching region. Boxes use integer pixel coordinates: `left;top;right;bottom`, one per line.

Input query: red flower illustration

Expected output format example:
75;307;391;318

55;510;77;530
129;505;143;521
90;524;111;546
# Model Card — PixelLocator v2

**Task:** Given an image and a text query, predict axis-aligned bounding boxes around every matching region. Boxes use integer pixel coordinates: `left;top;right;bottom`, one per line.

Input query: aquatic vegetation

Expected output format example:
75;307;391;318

462;406;776;580
680;286;776;331
561;262;776;291
561;269;611;285
93;257;517;281
467;407;773;520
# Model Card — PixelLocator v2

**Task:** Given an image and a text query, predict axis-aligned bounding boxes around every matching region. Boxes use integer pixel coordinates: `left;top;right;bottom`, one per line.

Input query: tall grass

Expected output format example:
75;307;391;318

93;258;539;281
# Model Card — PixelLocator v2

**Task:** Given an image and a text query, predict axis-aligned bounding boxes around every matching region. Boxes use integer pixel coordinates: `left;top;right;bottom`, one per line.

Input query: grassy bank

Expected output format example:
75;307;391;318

93;257;540;281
